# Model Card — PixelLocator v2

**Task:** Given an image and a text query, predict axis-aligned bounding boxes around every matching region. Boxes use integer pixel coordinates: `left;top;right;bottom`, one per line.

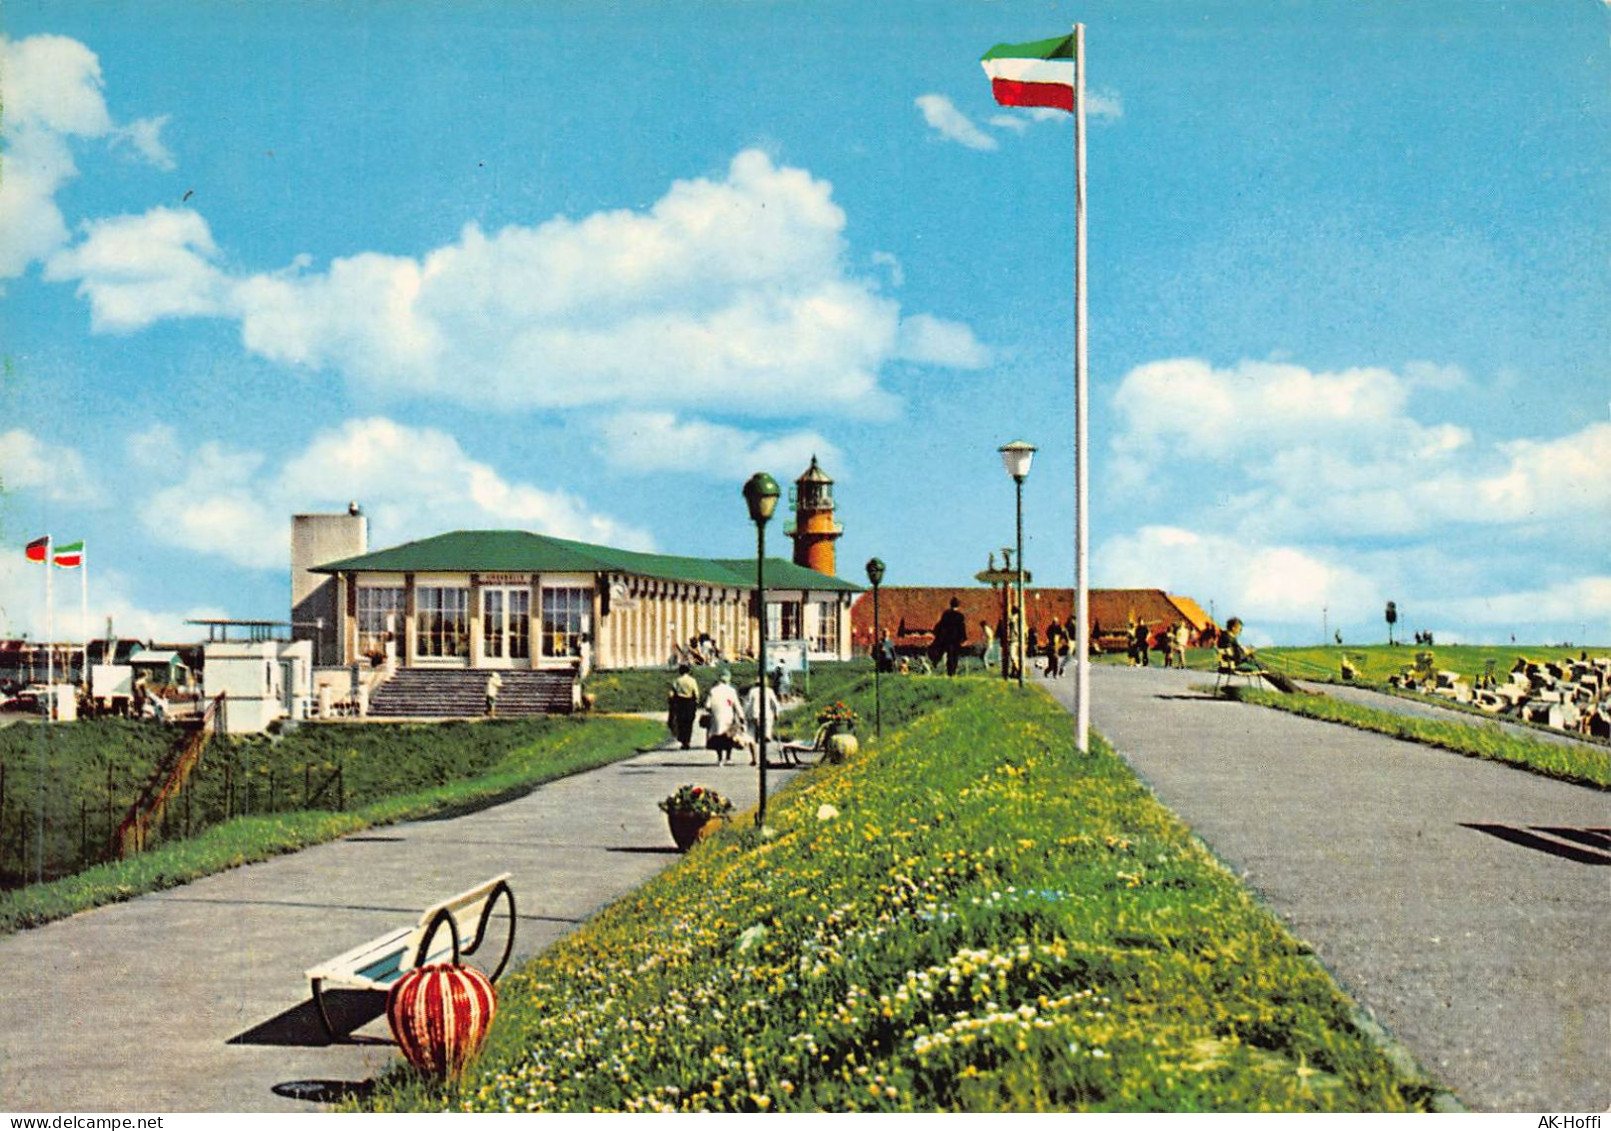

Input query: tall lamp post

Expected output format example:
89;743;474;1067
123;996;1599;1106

999;441;1037;689
865;557;885;738
743;472;781;828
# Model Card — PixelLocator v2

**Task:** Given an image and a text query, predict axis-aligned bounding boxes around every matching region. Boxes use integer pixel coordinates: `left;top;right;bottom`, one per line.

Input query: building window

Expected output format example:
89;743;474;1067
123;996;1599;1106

417;586;469;658
812;600;840;654
766;599;802;642
509;589;531;660
357;586;405;659
541;587;591;658
483;589;504;659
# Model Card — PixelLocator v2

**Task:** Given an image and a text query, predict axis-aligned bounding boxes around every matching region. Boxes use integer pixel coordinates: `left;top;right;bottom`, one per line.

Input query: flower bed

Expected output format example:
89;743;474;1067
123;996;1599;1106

364;681;1439;1113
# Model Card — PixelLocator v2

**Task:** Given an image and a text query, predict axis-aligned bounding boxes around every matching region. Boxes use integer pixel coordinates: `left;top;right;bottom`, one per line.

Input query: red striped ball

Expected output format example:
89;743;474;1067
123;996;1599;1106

385;964;497;1079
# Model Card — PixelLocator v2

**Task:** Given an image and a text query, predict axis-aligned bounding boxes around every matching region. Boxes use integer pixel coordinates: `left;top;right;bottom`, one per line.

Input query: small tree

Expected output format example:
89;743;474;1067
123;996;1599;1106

1385;601;1398;645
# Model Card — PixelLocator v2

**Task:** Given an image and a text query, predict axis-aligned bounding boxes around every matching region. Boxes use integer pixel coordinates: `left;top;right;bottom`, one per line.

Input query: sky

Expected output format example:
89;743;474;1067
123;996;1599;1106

1;0;1608;649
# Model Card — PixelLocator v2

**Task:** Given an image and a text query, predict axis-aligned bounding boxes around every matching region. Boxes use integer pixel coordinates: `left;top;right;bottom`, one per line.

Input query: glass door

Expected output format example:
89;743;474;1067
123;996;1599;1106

481;587;532;667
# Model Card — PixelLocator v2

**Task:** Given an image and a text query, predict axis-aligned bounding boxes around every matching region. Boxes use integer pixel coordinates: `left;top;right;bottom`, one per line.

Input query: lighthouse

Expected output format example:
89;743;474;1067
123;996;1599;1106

788;455;843;576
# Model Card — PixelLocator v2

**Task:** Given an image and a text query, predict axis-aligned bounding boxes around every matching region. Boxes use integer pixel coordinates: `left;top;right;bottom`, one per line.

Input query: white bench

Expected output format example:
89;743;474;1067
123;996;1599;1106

305;873;516;1039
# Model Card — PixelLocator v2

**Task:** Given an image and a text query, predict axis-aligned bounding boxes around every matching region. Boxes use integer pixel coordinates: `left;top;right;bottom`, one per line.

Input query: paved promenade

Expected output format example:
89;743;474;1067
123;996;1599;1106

0;676;1604;1113
0;738;761;1112
1043;664;1608;1113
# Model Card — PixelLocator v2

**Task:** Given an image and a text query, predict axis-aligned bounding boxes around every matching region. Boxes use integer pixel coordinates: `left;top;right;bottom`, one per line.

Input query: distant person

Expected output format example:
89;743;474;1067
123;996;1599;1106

484;671;502;717
931;598;969;677
981;621;999;672
1044;620;1064;677
667;663;700;749
744;678;780;766
1167;621;1189;669
1131;621;1151;667
1217;617;1255;667
873;630;896;674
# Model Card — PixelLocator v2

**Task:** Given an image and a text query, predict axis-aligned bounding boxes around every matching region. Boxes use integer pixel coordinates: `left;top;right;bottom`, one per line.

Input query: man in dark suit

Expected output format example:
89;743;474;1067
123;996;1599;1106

931;598;969;677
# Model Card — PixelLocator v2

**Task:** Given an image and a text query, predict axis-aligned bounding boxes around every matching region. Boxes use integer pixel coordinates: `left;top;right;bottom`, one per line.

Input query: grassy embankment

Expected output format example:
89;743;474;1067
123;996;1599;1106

0;714;660;934
364;676;1440;1113
1231;686;1609;790
1252;644;1599;685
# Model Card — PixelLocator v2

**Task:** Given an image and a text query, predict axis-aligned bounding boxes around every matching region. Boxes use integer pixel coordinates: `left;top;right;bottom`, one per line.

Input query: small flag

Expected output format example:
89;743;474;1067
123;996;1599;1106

981;34;1075;112
53;541;85;568
25;536;49;563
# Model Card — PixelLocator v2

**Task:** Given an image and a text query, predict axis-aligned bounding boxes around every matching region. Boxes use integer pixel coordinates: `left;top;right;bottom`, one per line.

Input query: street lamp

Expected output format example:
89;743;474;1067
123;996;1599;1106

865;557;885;738
999;441;1036;689
743;471;781;828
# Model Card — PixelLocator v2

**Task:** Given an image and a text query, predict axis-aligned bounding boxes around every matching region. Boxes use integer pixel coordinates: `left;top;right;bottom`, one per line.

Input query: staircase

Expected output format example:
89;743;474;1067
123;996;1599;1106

367;668;575;718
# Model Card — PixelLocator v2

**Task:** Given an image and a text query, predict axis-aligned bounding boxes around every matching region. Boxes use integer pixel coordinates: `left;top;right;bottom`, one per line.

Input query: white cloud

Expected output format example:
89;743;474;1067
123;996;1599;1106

1439;576;1611;627
112;116;175;171
596;412;843;481
45;208;228;331
0;35;173;278
915;94;998;150
131;417;653;571
896;313;991;368
1086;90;1124;121
47;150;974;418
0;429;99;503
1096;525;1380;626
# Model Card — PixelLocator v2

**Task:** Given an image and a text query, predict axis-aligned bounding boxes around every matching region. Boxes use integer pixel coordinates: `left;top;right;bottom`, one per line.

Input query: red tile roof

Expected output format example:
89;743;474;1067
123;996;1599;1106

851;587;1215;650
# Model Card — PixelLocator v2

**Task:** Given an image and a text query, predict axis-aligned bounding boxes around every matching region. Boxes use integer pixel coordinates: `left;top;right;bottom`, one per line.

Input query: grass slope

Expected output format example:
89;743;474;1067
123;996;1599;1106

0;716;661;934
1234;687;1609;789
365;680;1438;1113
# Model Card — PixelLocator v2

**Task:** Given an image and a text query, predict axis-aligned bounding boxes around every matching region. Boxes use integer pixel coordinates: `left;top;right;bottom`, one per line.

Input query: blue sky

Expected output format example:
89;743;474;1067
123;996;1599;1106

2;0;1608;648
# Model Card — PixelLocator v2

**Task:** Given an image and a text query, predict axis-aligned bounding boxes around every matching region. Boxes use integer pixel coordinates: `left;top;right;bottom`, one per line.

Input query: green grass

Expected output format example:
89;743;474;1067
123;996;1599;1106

362;680;1440;1113
1233;687;1610;790
1254;644;1601;685
0;715;661;934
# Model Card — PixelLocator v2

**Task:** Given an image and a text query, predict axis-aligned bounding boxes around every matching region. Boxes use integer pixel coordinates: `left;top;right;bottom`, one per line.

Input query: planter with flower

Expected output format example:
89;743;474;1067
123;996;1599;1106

817;701;861;762
658;784;733;851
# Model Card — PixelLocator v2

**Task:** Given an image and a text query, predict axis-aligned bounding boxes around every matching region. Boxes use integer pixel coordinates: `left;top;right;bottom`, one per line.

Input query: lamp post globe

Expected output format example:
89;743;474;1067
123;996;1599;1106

865;557;885;737
743;472;781;525
743;472;780;827
998;441;1036;688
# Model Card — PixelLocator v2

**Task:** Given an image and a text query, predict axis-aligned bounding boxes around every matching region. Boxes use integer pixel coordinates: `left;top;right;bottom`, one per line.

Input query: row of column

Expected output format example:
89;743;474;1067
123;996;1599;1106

597;576;755;669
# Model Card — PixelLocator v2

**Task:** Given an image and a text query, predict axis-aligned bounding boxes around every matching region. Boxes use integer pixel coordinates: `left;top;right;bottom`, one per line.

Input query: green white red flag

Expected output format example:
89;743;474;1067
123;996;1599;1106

53;541;85;568
25;536;49;563
981;34;1075;112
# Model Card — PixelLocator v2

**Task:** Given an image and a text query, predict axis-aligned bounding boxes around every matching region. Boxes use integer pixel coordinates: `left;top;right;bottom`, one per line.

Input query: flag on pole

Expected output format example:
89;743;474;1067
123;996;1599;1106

53;541;85;568
25;536;50;563
981;34;1076;112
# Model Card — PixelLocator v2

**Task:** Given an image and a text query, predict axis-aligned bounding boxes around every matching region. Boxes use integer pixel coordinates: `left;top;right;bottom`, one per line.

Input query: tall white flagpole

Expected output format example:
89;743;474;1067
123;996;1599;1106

44;536;54;720
1072;23;1091;753
80;548;89;689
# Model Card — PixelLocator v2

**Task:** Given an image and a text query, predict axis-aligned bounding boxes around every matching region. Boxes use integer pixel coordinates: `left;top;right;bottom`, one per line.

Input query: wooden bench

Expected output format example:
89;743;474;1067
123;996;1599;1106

305;873;516;1039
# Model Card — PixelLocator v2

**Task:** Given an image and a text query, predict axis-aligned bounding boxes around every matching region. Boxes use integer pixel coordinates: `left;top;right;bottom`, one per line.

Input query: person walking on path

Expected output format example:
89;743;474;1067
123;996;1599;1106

743;677;780;766
1044;620;1065;677
930;598;969;677
484;671;502;717
666;664;700;749
703;670;746;764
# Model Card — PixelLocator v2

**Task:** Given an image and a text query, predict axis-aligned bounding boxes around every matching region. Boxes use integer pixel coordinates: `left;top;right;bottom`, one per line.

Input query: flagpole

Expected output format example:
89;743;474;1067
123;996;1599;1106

44;536;54;721
1072;23;1091;753
80;549;89;691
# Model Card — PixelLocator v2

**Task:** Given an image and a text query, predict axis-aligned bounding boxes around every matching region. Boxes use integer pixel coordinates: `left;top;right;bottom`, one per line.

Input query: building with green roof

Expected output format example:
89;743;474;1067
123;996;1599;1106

293;510;862;675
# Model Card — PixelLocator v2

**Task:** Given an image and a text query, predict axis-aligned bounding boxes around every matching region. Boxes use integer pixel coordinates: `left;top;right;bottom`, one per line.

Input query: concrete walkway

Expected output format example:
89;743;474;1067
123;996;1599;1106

1042;664;1608;1113
0;738;765;1112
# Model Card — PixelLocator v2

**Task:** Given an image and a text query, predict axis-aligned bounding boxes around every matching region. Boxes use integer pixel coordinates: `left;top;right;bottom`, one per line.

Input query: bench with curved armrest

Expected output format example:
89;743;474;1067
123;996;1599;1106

776;722;835;767
304;873;515;1039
